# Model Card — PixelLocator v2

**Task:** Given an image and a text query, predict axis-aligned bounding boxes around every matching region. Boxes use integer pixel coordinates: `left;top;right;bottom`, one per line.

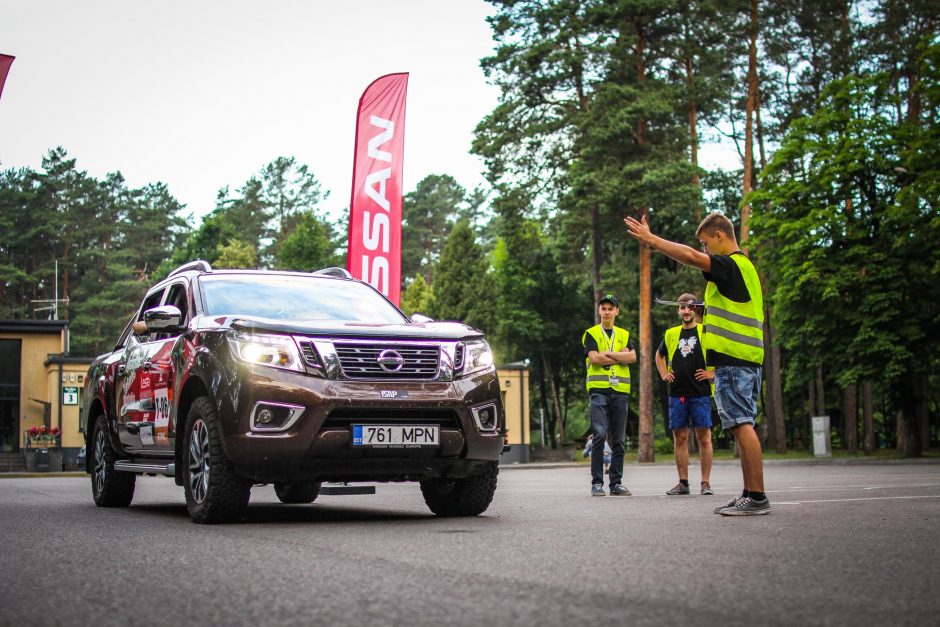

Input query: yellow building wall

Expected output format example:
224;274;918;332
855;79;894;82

44;363;88;449
0;332;62;442
497;368;529;446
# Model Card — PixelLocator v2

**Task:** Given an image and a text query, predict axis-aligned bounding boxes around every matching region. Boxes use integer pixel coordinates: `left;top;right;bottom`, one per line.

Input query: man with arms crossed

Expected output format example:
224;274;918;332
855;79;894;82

655;293;715;496
582;294;637;497
625;213;770;515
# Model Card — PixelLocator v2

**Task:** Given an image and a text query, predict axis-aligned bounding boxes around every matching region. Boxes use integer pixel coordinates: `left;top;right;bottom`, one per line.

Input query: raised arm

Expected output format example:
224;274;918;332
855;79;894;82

624;215;711;273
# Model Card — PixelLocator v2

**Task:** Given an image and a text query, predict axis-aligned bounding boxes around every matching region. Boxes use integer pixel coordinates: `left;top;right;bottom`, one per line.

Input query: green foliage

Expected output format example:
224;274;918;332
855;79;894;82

401;174;471;287
400;274;433;317
274;212;341;272
428;220;490;330
214;239;258;269
0;148;185;353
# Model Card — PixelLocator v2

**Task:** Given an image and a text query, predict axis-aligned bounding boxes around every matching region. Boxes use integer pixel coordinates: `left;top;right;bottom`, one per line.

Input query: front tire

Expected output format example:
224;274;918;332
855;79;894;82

183;396;251;524
91;415;136;507
420;463;498;517
274;482;321;504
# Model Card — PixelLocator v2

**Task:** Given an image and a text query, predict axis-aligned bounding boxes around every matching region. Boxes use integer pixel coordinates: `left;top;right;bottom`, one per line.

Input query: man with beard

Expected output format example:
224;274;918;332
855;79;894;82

655;293;715;496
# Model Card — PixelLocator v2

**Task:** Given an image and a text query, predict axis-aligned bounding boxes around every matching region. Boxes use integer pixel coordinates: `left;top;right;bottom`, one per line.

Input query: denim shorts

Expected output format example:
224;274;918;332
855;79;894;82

713;366;761;429
668;395;713;430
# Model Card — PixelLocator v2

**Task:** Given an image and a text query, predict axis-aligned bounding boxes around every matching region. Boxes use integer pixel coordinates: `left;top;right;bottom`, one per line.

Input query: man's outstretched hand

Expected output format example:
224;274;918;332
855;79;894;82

624;215;654;246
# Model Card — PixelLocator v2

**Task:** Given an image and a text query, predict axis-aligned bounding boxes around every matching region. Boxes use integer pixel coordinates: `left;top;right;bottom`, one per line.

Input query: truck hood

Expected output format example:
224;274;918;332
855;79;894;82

194;315;483;341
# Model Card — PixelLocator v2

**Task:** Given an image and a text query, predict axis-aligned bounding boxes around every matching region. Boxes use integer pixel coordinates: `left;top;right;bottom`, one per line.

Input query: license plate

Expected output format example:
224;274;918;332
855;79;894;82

352;424;439;448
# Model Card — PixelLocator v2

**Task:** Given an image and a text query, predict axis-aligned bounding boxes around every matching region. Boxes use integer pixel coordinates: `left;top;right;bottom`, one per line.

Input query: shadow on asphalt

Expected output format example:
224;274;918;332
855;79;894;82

126;502;490;525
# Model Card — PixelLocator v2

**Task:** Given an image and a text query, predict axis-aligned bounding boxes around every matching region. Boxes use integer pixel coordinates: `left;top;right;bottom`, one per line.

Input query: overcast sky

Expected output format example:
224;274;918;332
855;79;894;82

1;0;737;227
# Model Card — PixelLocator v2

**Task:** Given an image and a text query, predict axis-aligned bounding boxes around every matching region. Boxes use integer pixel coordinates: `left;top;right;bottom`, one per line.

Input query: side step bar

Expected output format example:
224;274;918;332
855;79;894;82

114;460;175;476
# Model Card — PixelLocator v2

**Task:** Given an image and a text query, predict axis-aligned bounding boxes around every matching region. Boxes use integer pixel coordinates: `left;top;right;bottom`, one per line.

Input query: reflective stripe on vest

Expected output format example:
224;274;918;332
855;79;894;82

703;253;764;364
664;323;714;396
582;325;631;393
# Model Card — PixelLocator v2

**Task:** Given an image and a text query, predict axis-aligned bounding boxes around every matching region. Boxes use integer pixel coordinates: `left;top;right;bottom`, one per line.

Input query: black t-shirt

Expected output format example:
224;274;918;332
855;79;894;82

583;328;634;396
702;252;761;367
657;326;710;397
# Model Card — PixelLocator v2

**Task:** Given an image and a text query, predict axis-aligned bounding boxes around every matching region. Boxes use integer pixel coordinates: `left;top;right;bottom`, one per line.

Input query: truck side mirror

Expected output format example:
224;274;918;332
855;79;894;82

143;305;183;331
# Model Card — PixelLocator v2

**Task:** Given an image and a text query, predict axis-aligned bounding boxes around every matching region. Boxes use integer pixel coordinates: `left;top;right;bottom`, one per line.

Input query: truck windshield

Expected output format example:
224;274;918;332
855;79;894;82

199;275;408;324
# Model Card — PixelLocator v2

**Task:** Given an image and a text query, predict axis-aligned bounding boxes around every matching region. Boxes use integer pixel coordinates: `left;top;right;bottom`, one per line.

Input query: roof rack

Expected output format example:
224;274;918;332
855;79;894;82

167;260;213;278
312;267;353;279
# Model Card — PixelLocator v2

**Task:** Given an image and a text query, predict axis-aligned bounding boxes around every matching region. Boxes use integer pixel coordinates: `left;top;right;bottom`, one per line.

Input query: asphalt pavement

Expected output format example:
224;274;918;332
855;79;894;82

1;459;937;626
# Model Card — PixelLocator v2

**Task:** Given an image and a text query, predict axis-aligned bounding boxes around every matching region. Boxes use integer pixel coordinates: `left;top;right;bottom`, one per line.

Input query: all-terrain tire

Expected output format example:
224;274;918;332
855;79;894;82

420;463;498;517
274;482;322;504
91;415;136;507
183;396;251;524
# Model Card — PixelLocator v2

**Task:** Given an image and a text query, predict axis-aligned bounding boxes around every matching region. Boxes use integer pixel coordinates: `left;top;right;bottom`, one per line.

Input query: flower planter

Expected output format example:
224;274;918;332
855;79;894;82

23;448;63;473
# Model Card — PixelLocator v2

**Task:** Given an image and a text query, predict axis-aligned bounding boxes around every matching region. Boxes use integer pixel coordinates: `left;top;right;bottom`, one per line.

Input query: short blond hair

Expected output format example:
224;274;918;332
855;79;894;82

695;212;736;239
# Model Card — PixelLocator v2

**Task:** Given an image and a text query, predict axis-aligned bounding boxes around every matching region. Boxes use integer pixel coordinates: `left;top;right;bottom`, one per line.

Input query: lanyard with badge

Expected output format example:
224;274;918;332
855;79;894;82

604;328;620;387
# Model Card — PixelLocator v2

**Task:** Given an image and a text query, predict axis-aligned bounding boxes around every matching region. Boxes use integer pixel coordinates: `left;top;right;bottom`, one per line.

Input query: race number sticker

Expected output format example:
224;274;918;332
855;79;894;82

154;388;170;430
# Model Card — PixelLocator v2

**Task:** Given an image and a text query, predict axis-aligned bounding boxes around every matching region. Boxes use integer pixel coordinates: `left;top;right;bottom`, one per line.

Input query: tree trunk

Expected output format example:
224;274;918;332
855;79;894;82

636;34;655;464
538;368;557;449
591;204;603;323
863;380;874;455
807;380;816;451
896;409;905;453
685;55;702;223
768;312;786;453
542;353;566;445
842;383;858;453
740;0;759;246
895;377;922;458
917;375;929;451
815;366;826;416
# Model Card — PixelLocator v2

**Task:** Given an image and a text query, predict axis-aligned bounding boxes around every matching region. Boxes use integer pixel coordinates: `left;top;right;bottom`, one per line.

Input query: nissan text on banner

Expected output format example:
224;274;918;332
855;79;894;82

347;73;408;306
0;54;15;100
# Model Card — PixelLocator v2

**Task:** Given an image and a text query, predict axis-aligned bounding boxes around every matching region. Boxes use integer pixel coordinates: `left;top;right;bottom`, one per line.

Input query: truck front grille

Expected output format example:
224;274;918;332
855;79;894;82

322;408;460;429
333;343;439;379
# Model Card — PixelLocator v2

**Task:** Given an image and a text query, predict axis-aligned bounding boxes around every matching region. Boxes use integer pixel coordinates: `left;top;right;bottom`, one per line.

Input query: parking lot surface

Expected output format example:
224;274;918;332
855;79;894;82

1;459;937;626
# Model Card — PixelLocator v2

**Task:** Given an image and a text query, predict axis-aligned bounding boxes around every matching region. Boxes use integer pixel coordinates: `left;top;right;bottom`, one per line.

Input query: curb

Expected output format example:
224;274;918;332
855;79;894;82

501;457;940;470
0;471;86;479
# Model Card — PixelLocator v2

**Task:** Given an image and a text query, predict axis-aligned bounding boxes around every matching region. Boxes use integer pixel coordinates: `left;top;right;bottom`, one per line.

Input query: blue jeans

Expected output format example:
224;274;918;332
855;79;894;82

668;395;713;430
713;366;761;430
589;392;627;486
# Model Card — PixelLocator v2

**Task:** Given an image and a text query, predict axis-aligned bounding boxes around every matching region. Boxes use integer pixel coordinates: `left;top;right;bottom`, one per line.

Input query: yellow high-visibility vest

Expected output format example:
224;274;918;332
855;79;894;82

703;253;764;365
582;325;631;393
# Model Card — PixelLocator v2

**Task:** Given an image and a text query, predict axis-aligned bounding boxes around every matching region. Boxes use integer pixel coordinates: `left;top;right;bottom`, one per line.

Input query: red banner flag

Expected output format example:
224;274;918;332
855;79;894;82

347;73;408;306
0;54;15;100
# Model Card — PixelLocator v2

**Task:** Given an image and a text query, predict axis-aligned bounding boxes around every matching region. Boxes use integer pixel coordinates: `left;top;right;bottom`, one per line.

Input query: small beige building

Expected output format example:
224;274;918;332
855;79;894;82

497;361;530;464
0;321;91;469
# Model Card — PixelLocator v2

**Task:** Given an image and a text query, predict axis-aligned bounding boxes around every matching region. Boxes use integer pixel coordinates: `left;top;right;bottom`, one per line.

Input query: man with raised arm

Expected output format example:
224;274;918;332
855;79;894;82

624;213;770;515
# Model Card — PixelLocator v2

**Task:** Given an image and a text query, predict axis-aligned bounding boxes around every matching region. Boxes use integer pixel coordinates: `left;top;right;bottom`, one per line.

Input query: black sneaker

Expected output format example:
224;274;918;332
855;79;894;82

666;483;690;495
700;482;714;495
591;484;606;497
719;496;772;516
609;484;632;496
714;496;744;514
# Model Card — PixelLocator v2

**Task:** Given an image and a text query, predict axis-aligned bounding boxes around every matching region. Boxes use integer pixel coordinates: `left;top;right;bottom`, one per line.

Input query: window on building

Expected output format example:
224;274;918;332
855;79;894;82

0;339;21;452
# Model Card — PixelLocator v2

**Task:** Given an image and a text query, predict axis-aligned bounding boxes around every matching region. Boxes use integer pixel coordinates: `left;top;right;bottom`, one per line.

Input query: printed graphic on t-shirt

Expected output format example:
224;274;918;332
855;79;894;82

678;336;698;358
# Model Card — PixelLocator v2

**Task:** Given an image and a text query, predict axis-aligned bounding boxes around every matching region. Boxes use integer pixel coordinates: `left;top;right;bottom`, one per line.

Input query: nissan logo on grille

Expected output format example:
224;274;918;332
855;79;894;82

376;349;405;372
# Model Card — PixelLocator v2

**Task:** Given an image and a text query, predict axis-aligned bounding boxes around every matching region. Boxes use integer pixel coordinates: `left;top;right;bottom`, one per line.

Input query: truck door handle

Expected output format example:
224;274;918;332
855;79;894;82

142;360;153;371
117;364;126;377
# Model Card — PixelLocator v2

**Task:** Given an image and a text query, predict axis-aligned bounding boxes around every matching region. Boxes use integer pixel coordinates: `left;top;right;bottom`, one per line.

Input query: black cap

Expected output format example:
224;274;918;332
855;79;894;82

599;294;619;307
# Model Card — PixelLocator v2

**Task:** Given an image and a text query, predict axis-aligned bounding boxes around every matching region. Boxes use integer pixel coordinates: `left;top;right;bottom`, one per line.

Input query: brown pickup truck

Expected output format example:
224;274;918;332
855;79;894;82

83;261;504;523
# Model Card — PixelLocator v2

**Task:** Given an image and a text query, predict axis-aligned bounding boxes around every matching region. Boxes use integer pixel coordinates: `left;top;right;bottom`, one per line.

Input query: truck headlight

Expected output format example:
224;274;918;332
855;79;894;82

227;332;303;372
462;339;494;377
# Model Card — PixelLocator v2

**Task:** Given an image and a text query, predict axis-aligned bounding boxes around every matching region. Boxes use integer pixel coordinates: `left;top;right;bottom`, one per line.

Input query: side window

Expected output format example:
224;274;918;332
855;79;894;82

138;289;165;321
164;283;190;322
135;288;166;343
155;282;189;340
